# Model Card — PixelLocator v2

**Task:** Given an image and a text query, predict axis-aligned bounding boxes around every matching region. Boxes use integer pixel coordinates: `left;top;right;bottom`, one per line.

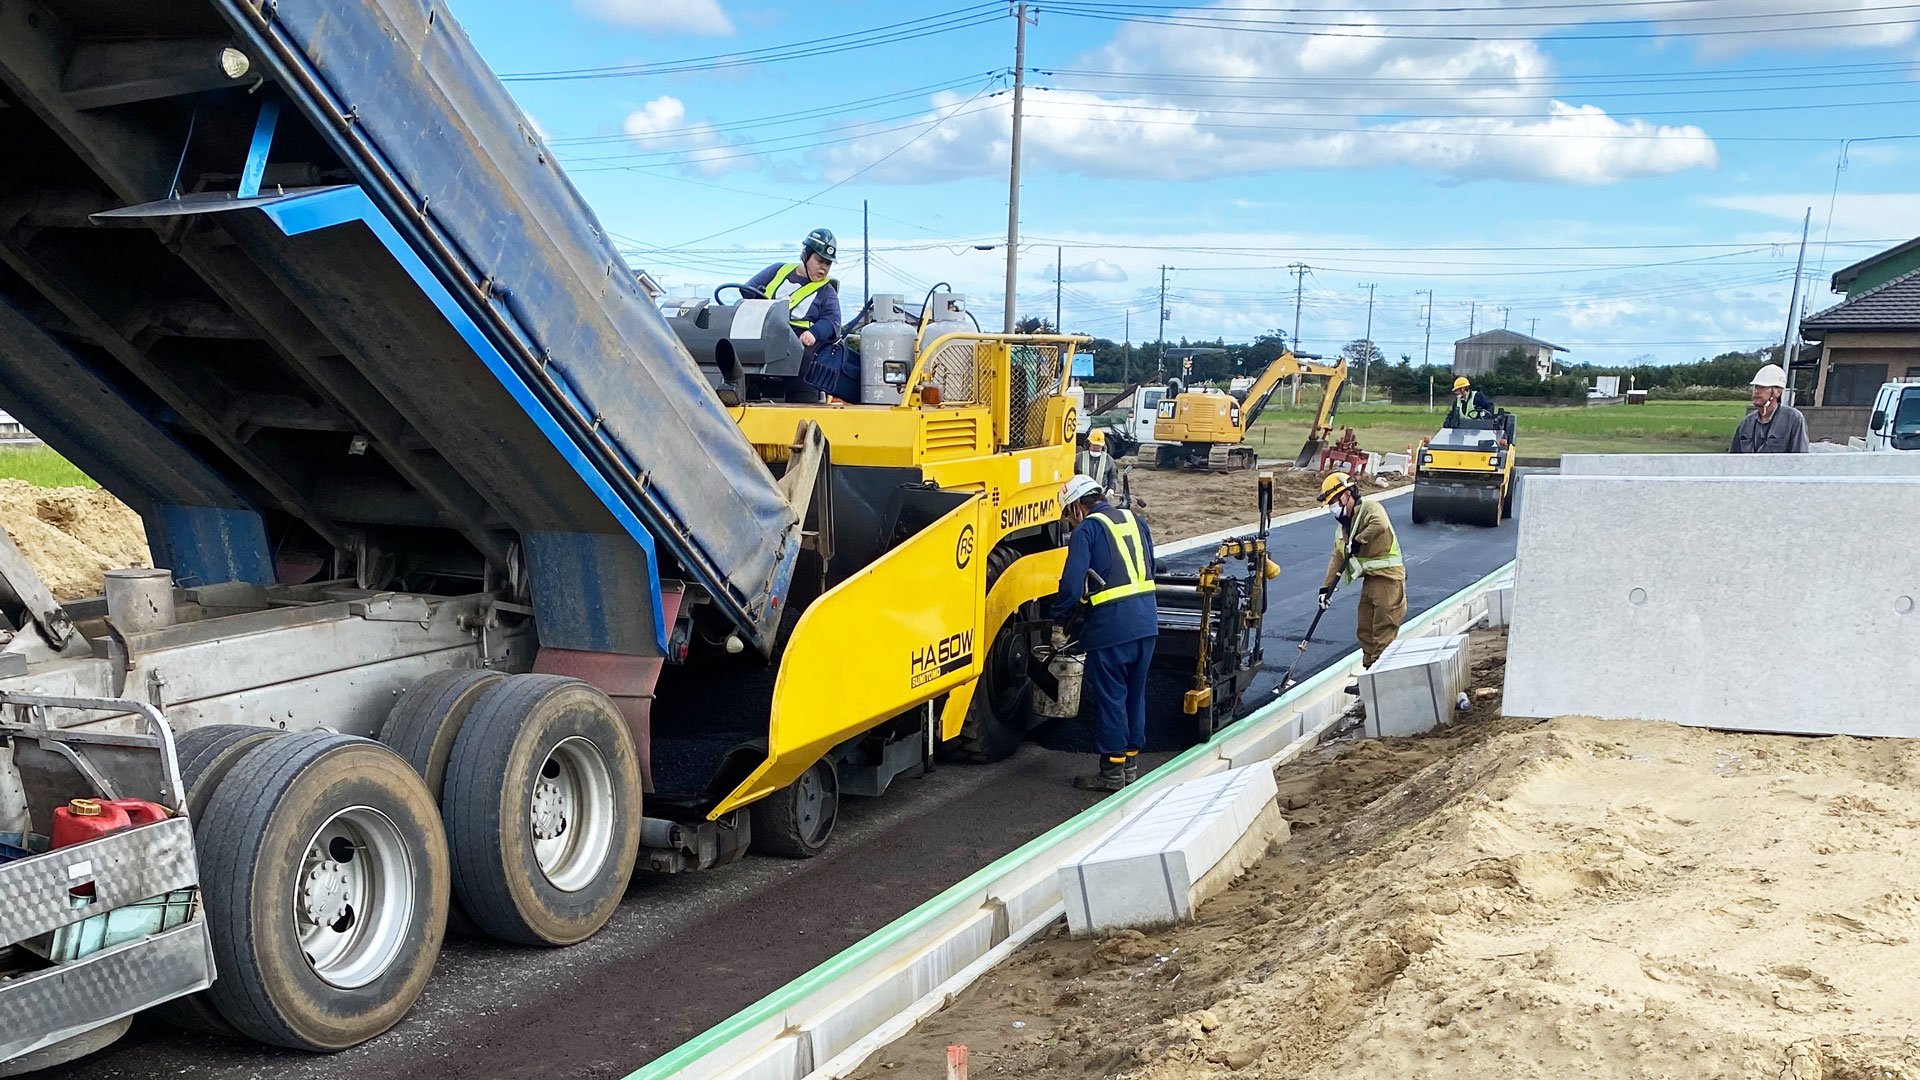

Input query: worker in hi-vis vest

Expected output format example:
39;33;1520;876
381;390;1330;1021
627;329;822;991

745;228;851;401
1051;473;1158;791
1318;472;1406;668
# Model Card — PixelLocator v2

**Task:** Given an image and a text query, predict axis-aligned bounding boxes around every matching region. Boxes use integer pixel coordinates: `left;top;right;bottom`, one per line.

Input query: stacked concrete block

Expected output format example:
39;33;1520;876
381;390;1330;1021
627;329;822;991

1560;452;1920;476
1357;632;1470;738
1380;452;1412;475
1504;475;1920;737
1058;764;1285;935
1485;572;1515;628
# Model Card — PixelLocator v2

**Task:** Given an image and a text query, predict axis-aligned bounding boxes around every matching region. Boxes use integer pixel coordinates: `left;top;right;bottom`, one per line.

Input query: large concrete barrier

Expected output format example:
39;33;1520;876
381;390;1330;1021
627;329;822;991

1561;452;1920;476
1503;475;1920;738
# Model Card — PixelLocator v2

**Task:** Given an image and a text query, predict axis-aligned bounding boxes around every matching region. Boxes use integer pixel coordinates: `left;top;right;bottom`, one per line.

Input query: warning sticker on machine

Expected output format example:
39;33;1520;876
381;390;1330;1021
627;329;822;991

910;630;975;688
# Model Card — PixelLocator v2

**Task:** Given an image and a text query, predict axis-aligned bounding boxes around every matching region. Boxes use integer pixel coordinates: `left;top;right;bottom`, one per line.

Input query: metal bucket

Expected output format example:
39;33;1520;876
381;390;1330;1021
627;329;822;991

1032;648;1084;718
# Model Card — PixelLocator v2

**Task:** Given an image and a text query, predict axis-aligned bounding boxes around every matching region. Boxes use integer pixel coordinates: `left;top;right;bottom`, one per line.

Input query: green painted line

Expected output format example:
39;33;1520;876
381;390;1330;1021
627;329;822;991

624;557;1515;1080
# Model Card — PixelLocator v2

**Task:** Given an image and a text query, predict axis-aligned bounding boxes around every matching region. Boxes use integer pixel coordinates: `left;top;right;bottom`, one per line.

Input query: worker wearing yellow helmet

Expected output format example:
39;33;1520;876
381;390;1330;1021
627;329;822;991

1317;472;1405;668
1445;376;1497;428
1075;428;1121;499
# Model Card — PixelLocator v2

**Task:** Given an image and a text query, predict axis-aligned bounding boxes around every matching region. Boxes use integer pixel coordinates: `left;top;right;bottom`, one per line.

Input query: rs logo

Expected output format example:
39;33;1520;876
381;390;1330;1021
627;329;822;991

955;524;975;569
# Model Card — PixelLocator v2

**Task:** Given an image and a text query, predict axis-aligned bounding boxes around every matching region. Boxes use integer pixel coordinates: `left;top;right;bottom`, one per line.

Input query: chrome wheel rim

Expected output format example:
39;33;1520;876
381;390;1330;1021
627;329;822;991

295;806;413;989
530;736;615;892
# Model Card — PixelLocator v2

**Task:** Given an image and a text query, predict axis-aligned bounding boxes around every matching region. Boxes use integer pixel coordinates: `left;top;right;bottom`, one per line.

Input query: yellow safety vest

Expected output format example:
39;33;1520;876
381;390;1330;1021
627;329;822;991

1336;505;1404;585
1087;510;1155;605
768;263;831;330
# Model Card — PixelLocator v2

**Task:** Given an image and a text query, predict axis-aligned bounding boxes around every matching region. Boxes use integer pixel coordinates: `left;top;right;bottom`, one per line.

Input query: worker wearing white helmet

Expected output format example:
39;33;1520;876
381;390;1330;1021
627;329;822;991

1318;472;1405;668
1730;363;1809;454
1051;473;1158;791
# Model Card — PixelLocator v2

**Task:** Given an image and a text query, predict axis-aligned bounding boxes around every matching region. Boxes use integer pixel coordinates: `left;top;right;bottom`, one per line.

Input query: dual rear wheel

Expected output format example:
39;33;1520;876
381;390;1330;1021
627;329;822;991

161;673;643;1050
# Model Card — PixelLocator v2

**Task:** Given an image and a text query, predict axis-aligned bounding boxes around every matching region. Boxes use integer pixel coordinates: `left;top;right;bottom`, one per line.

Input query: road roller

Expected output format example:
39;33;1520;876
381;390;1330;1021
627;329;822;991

1411;412;1518;526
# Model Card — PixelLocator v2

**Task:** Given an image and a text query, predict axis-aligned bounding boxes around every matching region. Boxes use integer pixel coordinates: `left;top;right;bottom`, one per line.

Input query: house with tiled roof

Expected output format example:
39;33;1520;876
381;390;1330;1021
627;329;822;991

1799;245;1920;409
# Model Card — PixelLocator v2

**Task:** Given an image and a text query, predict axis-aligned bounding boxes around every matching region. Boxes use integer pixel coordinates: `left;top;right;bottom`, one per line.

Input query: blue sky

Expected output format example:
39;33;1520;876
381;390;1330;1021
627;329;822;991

449;0;1920;367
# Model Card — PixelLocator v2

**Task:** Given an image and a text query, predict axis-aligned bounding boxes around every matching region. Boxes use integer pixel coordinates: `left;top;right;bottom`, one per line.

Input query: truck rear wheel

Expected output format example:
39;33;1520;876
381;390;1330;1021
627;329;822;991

151;725;277;1038
198;733;449;1051
379;669;505;938
749;757;840;858
443;675;642;946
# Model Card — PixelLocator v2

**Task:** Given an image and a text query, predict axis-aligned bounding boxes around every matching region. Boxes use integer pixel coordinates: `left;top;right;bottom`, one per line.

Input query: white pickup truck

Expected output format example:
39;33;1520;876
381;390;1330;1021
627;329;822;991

1866;381;1920;451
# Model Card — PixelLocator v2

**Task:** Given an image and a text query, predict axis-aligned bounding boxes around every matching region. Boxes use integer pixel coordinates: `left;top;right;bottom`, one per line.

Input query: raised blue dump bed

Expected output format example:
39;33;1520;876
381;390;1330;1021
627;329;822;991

0;0;799;654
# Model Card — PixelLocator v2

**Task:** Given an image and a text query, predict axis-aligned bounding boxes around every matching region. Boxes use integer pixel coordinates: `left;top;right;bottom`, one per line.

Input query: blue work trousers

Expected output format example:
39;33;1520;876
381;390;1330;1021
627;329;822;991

1085;636;1154;757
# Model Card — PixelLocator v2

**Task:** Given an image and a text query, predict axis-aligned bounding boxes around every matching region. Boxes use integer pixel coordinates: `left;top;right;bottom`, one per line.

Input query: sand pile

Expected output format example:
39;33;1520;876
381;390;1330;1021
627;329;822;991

0;480;148;600
856;641;1920;1080
1126;465;1407;542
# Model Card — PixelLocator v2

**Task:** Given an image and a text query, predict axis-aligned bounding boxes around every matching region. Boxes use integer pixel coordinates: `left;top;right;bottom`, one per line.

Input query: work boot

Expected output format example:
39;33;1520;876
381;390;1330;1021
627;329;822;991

1075;756;1128;791
1124;751;1141;784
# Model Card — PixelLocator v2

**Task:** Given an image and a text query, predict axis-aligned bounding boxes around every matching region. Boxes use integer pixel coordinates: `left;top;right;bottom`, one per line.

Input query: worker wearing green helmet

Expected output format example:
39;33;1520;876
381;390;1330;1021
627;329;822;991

745;228;841;350
746;228;854;400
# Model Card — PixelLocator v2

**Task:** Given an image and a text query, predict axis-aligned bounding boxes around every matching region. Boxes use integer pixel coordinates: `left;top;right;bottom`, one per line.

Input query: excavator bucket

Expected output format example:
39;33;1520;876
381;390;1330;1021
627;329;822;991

1292;380;1348;468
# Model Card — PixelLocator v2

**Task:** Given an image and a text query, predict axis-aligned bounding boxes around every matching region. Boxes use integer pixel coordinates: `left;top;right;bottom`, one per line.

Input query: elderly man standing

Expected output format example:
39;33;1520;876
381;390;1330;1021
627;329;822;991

1730;363;1809;454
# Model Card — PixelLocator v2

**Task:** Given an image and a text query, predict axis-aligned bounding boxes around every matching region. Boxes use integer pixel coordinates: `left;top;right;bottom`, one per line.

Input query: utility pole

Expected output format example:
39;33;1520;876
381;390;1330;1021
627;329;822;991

1419;289;1434;367
1288;263;1308;405
862;199;870;313
1359;282;1377;403
1501;306;1511;330
1781;206;1812;408
1054;245;1062;331
1001;2;1036;334
1529;317;1538;337
1157;265;1169;374
1468;301;1476;337
1124;308;1132;384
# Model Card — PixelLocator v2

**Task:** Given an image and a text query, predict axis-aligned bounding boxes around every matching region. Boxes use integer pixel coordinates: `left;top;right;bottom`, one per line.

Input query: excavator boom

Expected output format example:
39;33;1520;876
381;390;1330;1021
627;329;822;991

1232;353;1348;467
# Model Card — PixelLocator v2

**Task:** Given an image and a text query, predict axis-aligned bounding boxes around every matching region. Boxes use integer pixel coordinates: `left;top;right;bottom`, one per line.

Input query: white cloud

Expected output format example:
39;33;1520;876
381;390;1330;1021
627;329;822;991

622;96;755;175
578;0;733;36
1706;193;1920;239
1037;259;1129;283
822;0;1724;186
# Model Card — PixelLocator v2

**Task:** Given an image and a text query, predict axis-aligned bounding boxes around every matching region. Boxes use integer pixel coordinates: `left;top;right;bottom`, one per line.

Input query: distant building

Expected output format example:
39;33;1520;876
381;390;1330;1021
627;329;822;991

1830;236;1920;300
1798;262;1920;407
1451;329;1567;381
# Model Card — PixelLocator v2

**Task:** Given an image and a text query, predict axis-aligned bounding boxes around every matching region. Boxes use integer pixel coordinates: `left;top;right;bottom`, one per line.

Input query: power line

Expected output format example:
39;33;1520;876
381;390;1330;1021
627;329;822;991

1036;59;1920;88
1024;89;1920;123
498;5;1001;81
546;73;1001;146
1048;0;1920;30
1047;2;1920;41
660;80;1000;250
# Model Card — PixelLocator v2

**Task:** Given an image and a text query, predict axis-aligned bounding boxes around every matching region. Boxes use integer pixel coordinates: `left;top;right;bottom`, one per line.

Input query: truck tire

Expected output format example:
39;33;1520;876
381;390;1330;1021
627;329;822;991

197;733;449;1051
1501;475;1516;520
442;675;642;946
176;724;278;822
951;618;1034;764
150;725;278;1039
749;757;840;859
379;669;505;799
378;670;504;939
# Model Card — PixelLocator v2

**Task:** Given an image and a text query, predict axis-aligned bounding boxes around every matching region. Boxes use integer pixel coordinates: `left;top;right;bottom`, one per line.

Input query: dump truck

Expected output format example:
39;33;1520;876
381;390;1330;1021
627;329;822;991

0;1;1115;1069
1411;412;1519;526
1152;353;1347;470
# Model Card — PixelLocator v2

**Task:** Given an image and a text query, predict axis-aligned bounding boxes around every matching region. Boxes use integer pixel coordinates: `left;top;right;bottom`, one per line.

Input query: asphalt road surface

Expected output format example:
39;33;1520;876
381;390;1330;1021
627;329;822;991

46;478;1524;1080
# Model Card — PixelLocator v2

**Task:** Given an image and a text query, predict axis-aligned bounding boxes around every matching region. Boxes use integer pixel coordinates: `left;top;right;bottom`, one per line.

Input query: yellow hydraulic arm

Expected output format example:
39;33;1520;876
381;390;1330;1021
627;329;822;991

1232;352;1348;466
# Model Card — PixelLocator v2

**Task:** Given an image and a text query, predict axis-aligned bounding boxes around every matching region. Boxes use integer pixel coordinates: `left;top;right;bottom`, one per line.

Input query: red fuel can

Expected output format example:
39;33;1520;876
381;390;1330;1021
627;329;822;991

52;797;169;848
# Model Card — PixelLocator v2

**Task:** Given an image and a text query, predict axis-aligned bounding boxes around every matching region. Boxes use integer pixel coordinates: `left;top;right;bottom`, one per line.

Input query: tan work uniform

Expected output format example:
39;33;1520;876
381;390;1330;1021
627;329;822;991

1322;497;1406;668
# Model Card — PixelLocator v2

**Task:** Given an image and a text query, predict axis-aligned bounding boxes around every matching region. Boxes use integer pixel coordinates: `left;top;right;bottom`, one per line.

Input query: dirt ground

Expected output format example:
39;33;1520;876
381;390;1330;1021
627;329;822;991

0;480;148;600
1124;465;1410;543
853;630;1920;1080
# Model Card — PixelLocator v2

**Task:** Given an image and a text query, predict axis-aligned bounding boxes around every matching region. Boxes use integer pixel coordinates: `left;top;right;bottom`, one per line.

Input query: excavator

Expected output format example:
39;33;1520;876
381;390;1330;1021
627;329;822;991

1152;353;1348;471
